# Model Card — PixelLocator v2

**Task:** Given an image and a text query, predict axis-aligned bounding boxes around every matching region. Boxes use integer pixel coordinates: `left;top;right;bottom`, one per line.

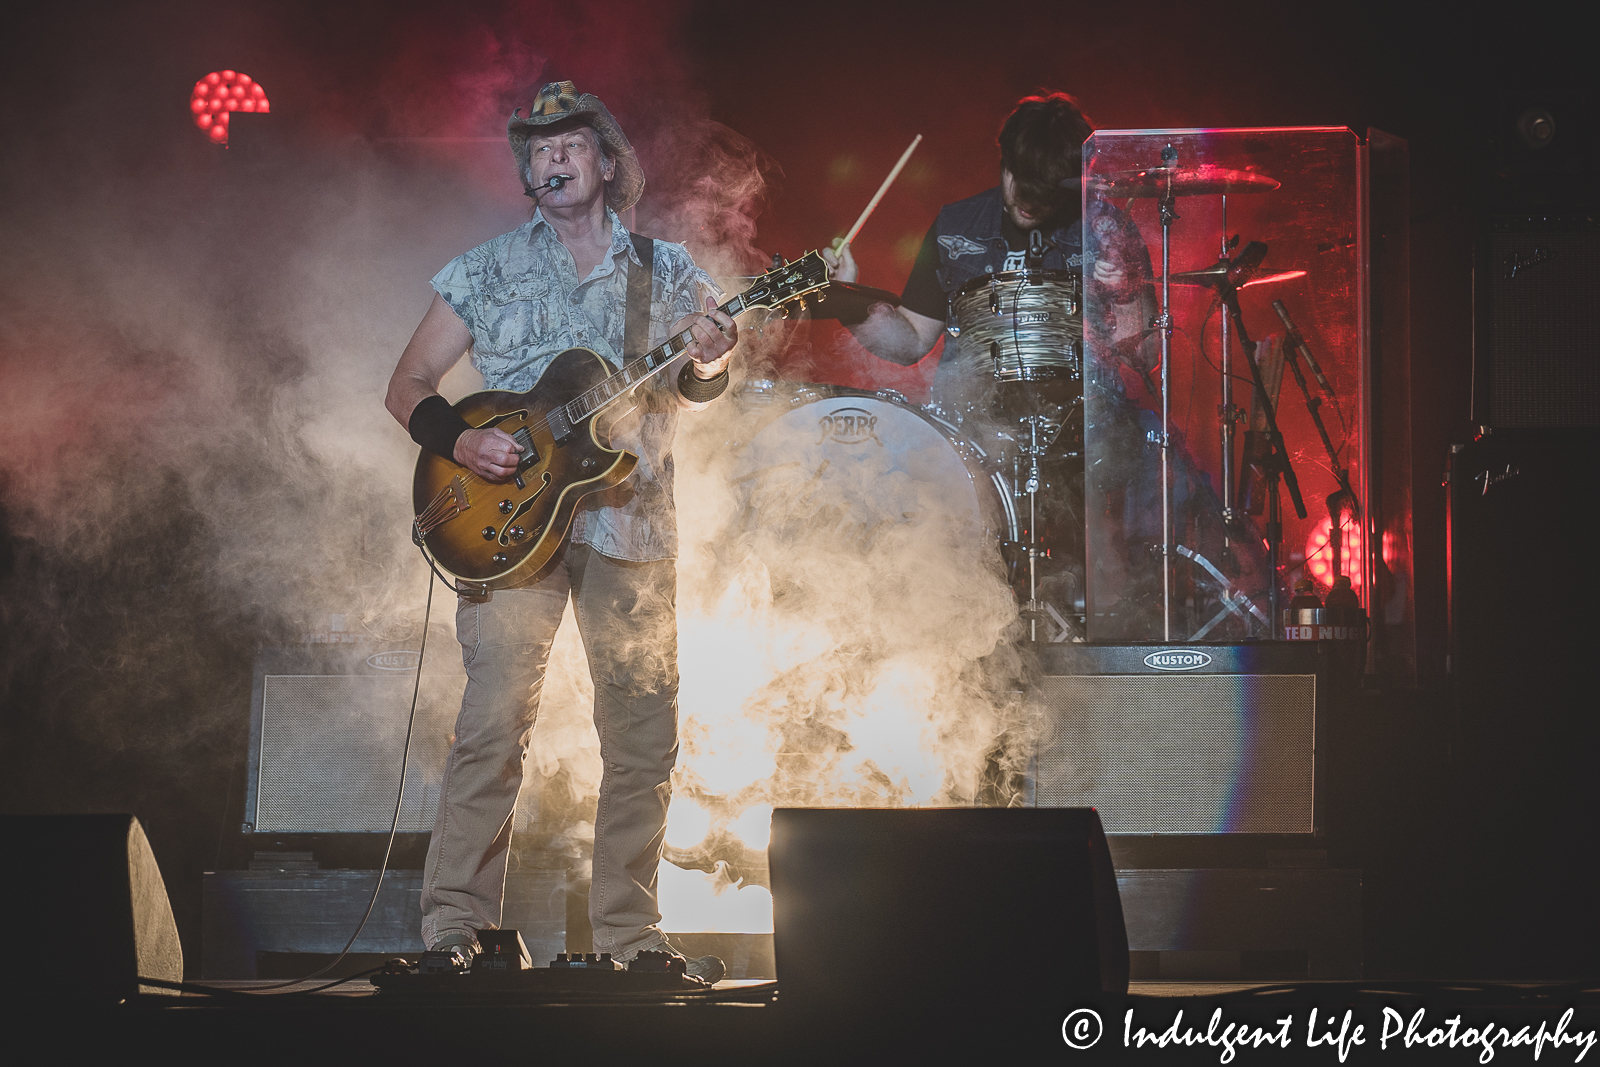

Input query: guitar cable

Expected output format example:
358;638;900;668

139;568;438;997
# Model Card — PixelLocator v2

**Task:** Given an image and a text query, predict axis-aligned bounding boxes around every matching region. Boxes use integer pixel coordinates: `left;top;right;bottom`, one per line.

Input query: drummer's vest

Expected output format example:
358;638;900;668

929;187;1088;404
930;187;1087;312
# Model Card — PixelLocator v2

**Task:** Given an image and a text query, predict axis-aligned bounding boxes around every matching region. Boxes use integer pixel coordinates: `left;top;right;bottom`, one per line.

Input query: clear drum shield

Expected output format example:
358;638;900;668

1080;127;1366;643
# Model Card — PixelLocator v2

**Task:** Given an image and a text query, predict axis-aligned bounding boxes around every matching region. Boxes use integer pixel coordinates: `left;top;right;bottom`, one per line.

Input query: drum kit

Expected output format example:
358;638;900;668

728;156;1349;644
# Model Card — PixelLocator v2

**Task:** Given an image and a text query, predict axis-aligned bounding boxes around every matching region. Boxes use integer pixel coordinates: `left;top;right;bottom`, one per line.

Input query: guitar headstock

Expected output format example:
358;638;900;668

738;251;830;312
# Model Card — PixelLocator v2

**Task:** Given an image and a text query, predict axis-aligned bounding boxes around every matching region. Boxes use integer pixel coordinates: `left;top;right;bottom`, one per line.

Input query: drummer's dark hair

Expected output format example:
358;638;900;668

998;92;1095;213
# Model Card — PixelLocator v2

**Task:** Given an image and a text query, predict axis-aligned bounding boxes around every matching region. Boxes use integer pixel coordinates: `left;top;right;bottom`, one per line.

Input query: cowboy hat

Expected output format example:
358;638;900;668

507;81;645;211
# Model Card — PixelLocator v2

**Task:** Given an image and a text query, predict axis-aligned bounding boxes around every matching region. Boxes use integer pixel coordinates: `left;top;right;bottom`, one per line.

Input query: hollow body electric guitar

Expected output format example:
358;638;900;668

413;251;829;591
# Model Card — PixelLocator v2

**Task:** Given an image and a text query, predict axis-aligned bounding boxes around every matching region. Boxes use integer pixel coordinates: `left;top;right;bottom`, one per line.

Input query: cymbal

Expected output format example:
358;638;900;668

718;278;899;325
1166;267;1308;289
803;281;901;325
1088;164;1281;198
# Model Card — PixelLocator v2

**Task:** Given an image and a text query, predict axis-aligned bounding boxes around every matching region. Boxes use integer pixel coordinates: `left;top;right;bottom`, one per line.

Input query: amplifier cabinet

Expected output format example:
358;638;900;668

243;645;469;834
1032;644;1325;835
1474;215;1600;429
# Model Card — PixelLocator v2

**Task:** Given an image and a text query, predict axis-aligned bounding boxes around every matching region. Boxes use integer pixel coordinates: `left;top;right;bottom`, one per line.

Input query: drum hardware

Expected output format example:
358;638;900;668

1177;544;1270;640
1164;236;1270;561
1154;143;1180;641
1087;143;1286;640
1212;245;1309;636
734;378;778;405
949;269;1083;386
1013;412;1064;643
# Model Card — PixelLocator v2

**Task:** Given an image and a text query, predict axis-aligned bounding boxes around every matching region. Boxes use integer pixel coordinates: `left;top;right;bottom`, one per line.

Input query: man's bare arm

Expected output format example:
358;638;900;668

848;303;945;366
821;244;943;366
386;293;471;425
385;293;523;482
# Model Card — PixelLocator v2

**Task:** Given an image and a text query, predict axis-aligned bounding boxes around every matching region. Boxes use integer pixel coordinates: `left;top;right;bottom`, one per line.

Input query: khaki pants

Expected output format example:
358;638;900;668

419;543;680;960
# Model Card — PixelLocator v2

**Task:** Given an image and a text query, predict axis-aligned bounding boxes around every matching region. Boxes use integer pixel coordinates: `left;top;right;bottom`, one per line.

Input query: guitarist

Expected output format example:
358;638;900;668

383;81;737;980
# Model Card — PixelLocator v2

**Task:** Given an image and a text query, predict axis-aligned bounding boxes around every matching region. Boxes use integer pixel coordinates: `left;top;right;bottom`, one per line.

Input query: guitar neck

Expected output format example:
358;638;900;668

566;291;752;423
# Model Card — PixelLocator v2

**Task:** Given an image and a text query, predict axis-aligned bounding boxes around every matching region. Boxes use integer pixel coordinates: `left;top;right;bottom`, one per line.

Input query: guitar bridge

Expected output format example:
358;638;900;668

416;475;470;536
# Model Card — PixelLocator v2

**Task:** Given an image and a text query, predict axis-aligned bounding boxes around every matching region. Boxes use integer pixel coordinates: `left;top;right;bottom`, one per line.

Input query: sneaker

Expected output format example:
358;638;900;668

640;937;725;984
423;932;479;970
682;953;726;983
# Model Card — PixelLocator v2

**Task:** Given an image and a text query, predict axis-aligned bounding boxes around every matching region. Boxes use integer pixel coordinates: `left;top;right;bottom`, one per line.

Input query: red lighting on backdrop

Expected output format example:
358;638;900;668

190;70;269;146
1305;515;1363;590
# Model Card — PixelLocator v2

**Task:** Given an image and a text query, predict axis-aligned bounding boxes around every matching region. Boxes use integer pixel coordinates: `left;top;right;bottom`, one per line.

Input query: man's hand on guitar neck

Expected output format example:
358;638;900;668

455;426;524;482
676;294;738;368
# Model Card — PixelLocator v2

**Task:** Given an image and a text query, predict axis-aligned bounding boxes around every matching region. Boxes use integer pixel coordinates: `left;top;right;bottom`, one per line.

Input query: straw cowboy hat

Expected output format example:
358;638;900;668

507;80;645;211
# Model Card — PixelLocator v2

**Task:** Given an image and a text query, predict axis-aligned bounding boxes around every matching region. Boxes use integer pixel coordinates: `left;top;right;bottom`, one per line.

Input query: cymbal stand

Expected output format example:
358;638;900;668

1217;280;1308;636
1016;414;1054;642
1153;145;1179;641
1217;196;1242;543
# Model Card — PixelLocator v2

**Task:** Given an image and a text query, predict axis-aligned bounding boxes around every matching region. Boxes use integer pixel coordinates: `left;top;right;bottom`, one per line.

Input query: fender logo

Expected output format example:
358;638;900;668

1504;247;1555;279
1476;463;1520;495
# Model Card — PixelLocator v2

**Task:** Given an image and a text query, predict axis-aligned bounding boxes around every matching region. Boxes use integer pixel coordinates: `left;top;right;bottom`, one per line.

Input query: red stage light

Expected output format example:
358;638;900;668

1304;515;1363;591
190;69;270;146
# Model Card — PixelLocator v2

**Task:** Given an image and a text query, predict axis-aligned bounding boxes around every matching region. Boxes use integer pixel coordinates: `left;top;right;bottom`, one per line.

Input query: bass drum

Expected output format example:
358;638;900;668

724;386;1017;615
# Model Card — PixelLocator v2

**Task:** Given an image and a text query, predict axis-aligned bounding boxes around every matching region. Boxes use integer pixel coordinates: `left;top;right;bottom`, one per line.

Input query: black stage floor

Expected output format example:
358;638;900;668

22;978;1600;1064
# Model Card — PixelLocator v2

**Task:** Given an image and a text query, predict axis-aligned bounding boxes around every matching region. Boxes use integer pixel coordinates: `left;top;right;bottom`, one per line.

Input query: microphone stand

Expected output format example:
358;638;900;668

1216;275;1307;638
1272;300;1363;581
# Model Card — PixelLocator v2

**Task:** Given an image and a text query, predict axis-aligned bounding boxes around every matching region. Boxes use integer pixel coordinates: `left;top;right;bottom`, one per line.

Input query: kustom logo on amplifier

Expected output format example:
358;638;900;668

1143;649;1213;671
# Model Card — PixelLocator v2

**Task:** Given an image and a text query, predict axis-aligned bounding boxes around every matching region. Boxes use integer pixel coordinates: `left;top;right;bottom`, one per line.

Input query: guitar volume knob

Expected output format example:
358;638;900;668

508;526;526;542
492;553;508;565
482;527;497;540
498;499;515;515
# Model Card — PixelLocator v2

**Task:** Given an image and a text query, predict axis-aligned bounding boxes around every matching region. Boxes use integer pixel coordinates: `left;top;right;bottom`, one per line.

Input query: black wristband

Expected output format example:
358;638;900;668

678;362;729;403
408;394;473;461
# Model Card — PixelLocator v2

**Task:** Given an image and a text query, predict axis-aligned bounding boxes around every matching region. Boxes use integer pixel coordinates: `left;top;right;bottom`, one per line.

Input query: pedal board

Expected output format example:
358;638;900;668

371;931;712;998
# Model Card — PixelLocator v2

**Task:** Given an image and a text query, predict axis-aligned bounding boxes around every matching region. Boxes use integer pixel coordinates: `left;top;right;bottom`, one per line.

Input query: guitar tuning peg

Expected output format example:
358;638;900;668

771;252;787;269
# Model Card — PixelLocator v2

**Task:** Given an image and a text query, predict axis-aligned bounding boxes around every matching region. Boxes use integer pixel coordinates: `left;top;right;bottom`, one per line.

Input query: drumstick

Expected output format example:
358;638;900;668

836;134;923;251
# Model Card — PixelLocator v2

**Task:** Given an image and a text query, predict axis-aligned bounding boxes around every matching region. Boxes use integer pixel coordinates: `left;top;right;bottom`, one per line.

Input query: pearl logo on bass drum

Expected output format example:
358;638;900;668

817;407;883;446
1143;649;1213;671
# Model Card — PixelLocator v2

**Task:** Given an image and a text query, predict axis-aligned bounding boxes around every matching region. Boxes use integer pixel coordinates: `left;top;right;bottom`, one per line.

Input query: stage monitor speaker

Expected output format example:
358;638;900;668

768;807;1127;1027
1474;215;1600;429
0;814;182;1002
244;644;468;834
1031;644;1324;835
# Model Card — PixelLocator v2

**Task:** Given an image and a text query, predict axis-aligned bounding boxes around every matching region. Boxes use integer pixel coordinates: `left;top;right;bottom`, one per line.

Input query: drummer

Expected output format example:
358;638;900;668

821;91;1155;414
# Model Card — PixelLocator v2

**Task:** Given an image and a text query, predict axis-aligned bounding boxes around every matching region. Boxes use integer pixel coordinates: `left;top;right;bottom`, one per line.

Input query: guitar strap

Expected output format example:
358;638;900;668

623;231;655;361
589;231;654;499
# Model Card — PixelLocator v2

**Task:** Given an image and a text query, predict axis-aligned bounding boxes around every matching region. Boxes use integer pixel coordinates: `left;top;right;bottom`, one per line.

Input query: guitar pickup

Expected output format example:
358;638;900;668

546;407;574;444
510;426;539;468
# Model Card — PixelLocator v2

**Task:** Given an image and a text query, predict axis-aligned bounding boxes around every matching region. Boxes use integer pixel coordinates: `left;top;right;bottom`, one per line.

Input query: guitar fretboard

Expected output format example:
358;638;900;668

564;292;751;423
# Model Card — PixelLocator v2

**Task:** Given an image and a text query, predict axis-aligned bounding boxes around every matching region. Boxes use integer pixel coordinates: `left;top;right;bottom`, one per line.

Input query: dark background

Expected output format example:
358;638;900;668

2;0;1594;978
